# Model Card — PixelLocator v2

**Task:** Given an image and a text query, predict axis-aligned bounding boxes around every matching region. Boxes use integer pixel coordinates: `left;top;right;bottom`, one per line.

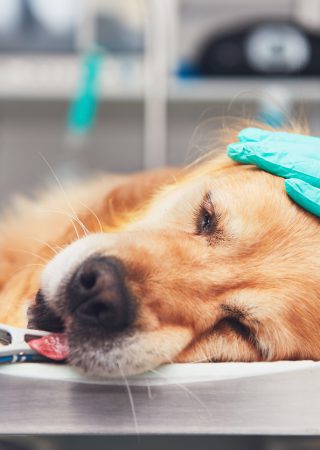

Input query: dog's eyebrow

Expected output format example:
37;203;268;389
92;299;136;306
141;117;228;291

220;304;252;322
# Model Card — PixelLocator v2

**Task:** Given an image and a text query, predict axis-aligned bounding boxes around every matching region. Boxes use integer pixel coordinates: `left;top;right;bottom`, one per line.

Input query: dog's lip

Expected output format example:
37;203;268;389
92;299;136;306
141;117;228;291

27;289;65;333
28;332;69;361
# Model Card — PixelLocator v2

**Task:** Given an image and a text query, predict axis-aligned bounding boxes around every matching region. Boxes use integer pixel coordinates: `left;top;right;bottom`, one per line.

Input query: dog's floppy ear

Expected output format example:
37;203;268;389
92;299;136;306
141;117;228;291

100;167;180;229
49;167;180;248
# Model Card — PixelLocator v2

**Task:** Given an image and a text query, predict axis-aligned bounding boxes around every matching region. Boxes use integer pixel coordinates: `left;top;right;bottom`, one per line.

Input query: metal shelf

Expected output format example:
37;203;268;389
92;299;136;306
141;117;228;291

0;55;144;101
0;56;319;104
169;77;320;103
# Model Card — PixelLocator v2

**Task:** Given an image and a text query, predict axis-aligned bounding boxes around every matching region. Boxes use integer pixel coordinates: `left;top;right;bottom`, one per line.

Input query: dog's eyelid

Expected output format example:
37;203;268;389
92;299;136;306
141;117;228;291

219;304;261;337
202;191;215;213
203;191;224;226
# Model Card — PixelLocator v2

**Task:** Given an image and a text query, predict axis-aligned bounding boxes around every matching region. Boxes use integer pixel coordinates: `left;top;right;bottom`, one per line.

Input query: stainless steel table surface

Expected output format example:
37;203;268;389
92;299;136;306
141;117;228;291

0;366;319;435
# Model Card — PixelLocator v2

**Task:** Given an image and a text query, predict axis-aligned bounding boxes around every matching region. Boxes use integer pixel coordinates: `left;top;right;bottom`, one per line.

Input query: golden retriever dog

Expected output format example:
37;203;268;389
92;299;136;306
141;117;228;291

0;124;319;377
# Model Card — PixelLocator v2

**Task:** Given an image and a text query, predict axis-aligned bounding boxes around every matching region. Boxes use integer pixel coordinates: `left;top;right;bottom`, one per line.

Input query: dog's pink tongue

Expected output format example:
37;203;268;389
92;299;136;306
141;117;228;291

28;333;69;361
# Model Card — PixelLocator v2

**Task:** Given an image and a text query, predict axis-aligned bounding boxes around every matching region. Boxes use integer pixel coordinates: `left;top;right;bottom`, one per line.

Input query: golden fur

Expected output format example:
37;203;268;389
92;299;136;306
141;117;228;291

0;125;319;373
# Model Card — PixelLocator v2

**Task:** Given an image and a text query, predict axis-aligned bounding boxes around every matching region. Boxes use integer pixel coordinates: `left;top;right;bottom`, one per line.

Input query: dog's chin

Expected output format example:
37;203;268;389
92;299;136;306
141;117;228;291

67;332;147;377
66;325;182;378
67;323;192;377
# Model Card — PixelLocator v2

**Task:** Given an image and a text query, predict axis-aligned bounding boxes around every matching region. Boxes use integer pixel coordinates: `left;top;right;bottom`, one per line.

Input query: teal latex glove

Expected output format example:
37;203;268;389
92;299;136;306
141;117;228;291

227;127;320;218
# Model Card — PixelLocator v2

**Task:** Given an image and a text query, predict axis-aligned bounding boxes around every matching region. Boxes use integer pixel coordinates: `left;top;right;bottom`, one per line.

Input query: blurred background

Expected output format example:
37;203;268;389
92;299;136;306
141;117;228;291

0;0;320;208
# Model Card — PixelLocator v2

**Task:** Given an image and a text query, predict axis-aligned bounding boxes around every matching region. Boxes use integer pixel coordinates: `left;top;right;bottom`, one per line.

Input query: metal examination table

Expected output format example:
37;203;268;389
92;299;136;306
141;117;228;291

0;363;319;449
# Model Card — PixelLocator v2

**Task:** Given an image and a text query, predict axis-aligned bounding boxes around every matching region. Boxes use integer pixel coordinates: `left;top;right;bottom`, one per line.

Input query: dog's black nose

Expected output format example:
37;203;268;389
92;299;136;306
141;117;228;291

67;256;135;332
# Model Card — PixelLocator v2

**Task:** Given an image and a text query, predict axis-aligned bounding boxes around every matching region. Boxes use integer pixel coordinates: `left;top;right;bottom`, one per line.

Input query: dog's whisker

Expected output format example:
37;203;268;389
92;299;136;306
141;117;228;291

8;249;49;264
77;200;104;234
9;263;45;280
74;218;89;237
18;263;45;270
35;208;85;240
35;207;81;238
106;198;120;227
152;348;213;412
187;355;210;364
189;343;213;364
118;364;140;436
38;153;90;237
149;367;211;416
27;237;59;255
146;382;154;400
69;211;90;237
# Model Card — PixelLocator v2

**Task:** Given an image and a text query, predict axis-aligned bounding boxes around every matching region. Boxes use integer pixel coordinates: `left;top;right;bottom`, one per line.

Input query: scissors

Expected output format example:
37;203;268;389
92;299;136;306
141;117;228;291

0;323;50;364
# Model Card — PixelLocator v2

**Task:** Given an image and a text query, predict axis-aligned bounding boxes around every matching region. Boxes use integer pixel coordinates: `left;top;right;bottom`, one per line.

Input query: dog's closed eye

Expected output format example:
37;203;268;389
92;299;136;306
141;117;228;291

215;316;252;341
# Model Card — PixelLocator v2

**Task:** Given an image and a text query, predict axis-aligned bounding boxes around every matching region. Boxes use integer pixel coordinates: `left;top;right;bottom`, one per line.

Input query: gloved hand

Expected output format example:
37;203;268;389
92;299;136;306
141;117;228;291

227;127;320;218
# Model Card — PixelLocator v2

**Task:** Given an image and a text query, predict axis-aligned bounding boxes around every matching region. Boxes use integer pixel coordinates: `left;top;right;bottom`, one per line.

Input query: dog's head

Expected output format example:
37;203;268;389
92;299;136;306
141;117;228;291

28;148;320;377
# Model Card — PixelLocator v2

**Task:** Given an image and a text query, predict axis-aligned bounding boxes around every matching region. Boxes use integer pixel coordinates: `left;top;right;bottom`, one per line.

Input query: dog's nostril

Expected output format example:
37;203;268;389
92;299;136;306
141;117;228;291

79;270;97;290
77;299;119;329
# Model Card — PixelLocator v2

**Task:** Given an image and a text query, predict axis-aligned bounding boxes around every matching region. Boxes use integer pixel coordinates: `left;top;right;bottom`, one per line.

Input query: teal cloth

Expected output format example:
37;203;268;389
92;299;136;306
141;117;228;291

227;127;320;218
